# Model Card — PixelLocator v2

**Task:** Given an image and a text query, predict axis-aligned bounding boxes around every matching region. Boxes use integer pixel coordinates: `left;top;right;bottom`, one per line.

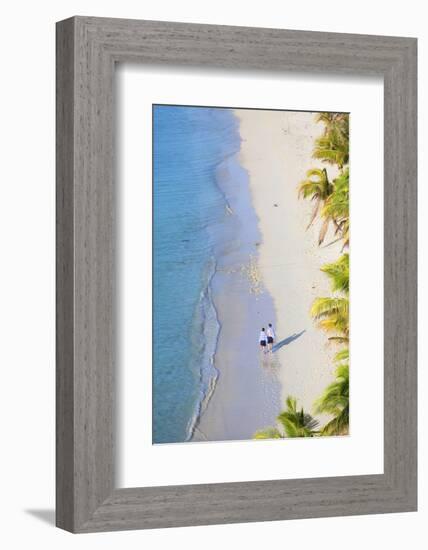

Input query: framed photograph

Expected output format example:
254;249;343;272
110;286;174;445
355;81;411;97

56;17;417;532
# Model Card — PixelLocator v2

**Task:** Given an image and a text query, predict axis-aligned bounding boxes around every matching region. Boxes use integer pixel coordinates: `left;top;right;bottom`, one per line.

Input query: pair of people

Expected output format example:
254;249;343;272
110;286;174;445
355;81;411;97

259;323;276;353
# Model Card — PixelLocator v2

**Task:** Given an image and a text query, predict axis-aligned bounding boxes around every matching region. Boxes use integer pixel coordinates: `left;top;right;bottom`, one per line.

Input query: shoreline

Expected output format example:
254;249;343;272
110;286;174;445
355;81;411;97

185;258;221;441
192;112;282;442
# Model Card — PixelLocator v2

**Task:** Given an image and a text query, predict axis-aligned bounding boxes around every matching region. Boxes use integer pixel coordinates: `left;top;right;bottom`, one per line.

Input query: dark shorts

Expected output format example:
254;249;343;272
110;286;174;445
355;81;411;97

260;340;267;347
267;336;274;344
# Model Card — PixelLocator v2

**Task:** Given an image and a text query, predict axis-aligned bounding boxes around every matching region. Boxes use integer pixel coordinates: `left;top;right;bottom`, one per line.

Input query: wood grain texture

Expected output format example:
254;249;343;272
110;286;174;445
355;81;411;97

56;18;75;532
56;16;417;533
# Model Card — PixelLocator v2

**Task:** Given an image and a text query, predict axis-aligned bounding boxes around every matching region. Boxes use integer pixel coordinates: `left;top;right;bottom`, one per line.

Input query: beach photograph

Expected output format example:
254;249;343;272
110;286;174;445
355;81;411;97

152;105;349;444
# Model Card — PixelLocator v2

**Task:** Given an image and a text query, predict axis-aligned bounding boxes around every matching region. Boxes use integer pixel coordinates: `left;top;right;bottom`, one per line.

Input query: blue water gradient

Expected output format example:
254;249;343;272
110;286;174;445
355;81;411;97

153;105;241;444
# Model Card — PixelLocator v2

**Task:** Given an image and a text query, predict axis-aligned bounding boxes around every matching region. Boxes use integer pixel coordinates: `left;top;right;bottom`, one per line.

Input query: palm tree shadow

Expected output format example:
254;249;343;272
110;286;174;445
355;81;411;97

272;330;306;353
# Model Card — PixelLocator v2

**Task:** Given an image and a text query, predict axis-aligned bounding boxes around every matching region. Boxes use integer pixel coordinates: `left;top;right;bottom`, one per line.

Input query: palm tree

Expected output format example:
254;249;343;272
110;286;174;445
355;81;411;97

321;253;349;294
321;169;350;248
298;167;333;244
313;113;349;169
310;297;349;343
311;247;349;342
254;396;319;439
315;361;349;436
293;113;350;437
279;396;319;437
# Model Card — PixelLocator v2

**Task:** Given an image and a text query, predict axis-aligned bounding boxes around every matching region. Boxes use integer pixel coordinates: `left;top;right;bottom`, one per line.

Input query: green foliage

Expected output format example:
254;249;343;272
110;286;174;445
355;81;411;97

298;168;334;239
304;112;350;341
253;111;352;442
322;169;350;248
313;113;349;168
321;253;349;294
278;396;319;437
298;168;333;202
314;364;349;436
253;427;283;440
333;348;349;363
252;396;319;440
298;112;350;436
299;112;349;247
310;296;349;341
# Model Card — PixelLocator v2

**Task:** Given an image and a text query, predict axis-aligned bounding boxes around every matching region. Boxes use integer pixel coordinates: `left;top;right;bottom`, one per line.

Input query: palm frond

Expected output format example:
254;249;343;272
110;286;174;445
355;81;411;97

328;336;350;344
334;348;349;363
318;217;330;246
310;297;349;320
315;364;349;436
278;396;319;437
313;113;349;168
253;428;283;440
307;197;321;229
310;297;349;338
321;253;349;294
319;407;349;436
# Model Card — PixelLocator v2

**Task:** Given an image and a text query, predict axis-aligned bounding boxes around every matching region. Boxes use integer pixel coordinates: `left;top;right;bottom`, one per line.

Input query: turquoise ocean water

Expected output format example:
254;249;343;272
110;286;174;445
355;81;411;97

153;105;241;444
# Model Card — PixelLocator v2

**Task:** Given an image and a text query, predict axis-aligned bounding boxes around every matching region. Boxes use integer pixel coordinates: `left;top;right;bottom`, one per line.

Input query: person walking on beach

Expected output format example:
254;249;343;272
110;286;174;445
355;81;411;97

259;328;267;353
267;323;276;353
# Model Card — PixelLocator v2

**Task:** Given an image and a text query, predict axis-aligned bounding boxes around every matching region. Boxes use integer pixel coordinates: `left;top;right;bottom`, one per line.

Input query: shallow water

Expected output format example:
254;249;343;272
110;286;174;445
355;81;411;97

153;105;241;444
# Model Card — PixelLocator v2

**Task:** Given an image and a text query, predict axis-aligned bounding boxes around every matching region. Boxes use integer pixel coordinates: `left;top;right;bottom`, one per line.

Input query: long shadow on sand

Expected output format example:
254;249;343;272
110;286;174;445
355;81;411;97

272;330;306;353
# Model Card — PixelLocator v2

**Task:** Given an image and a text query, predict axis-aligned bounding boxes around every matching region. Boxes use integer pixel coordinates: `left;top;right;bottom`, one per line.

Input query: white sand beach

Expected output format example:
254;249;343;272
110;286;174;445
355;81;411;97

194;108;343;441
235;109;342;427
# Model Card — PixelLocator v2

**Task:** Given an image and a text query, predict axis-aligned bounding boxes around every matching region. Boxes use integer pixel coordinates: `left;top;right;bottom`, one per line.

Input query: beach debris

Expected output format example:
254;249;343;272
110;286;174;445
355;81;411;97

217;255;264;297
225;204;234;215
241;254;263;295
274;203;279;207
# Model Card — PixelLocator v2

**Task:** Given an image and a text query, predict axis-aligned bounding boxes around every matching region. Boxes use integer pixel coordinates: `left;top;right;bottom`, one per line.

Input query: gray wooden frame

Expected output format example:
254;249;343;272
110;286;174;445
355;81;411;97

56;16;417;533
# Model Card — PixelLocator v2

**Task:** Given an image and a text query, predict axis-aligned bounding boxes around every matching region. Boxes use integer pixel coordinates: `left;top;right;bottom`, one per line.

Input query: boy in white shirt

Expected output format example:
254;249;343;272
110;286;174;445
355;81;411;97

259;328;267;353
267;323;276;352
